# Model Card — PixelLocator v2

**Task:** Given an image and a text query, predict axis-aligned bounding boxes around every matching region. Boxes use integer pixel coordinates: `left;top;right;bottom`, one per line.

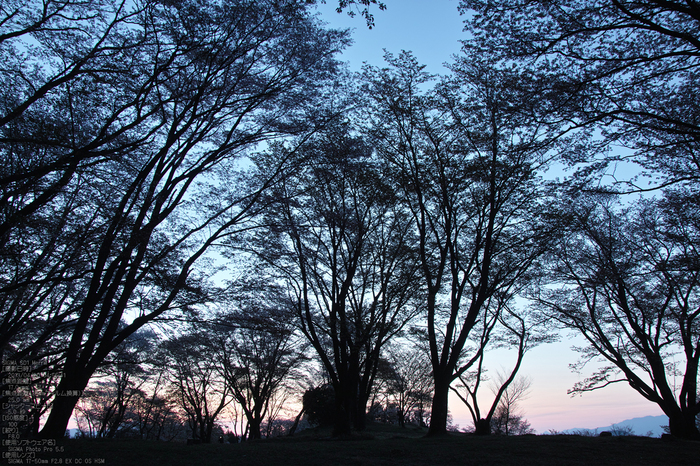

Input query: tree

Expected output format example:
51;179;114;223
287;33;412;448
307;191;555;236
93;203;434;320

74;379;142;439
128;375;187;441
489;375;534;436
211;281;306;440
378;342;433;428
490;404;534;436
462;0;700;441
450;304;552;435
365;51;562;436
0;0;348;439
254;123;423;435
161;331;230;443
537;192;700;439
73;329;188;441
461;0;700;192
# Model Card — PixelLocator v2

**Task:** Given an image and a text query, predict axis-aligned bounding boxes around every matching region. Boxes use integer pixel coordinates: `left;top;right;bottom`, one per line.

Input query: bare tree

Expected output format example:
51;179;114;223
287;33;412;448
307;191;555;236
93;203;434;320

461;0;700;441
74;377;143;439
254;124;423;435
129;374;187;441
365;51;563;436
538;192;700;439
211;279;306;440
379;342;434;428
161;331;230;443
489;375;534;436
450;304;552;435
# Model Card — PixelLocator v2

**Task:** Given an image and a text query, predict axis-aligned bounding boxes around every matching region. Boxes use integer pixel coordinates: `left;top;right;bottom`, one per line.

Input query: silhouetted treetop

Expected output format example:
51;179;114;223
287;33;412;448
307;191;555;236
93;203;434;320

461;0;700;191
326;0;387;28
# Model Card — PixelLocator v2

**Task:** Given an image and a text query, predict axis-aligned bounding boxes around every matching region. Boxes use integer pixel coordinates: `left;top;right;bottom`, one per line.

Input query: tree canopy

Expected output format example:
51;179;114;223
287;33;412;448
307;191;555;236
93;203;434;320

1;0;348;439
461;0;700;192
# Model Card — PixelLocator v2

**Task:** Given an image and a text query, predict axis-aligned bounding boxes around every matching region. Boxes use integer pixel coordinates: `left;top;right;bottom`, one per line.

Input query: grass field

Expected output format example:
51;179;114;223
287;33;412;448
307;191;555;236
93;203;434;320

28;424;700;466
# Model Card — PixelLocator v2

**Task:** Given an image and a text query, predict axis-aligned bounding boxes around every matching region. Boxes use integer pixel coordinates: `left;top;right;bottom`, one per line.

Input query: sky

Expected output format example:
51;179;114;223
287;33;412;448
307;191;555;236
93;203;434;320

313;0;666;434
314;0;466;73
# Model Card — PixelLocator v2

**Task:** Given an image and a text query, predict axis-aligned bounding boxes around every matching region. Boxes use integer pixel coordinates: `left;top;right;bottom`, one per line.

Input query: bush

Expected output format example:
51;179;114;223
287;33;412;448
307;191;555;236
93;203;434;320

302;384;335;427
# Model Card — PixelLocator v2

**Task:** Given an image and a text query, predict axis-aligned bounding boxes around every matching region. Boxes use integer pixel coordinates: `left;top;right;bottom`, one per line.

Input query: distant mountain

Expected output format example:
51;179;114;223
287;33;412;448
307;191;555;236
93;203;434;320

564;415;667;438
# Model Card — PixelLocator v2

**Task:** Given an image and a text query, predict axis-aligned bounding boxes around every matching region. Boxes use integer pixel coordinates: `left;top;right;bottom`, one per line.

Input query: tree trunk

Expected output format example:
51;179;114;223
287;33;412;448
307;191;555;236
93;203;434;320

427;377;449;436
353;391;368;431
248;416;262;440
40;375;90;439
397;408;405;428
332;384;352;437
667;411;700;440
474;418;491;435
333;406;352;436
203;420;214;443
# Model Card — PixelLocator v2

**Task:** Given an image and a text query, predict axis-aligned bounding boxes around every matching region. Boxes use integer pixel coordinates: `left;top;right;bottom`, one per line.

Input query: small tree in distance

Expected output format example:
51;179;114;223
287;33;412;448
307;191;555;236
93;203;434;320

302;384;336;428
379;341;433;428
212;279;306;441
489;375;534;436
161;331;230;443
450;300;554;435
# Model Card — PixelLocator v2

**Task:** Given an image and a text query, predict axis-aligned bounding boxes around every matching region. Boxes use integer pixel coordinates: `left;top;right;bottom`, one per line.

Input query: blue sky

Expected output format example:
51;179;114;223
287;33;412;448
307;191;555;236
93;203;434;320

313;0;665;434
314;0;465;73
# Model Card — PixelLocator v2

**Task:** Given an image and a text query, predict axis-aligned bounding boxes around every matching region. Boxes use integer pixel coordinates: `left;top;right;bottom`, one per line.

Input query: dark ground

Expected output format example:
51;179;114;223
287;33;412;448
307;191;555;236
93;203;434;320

27;424;700;466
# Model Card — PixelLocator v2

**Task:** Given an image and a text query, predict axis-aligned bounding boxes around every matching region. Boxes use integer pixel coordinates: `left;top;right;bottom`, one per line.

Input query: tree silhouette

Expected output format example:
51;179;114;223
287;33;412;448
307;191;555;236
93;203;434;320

365;51;562;436
378;342;433;428
489;375;534;436
538;192;700;439
161;331;229;444
211;282;305;440
0;0;348;438
450;305;552;435
254;124;423;435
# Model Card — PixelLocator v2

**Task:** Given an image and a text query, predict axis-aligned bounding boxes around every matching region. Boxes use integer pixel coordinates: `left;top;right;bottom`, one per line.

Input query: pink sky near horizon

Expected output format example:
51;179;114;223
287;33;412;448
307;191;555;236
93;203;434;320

451;339;665;434
315;0;668;434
